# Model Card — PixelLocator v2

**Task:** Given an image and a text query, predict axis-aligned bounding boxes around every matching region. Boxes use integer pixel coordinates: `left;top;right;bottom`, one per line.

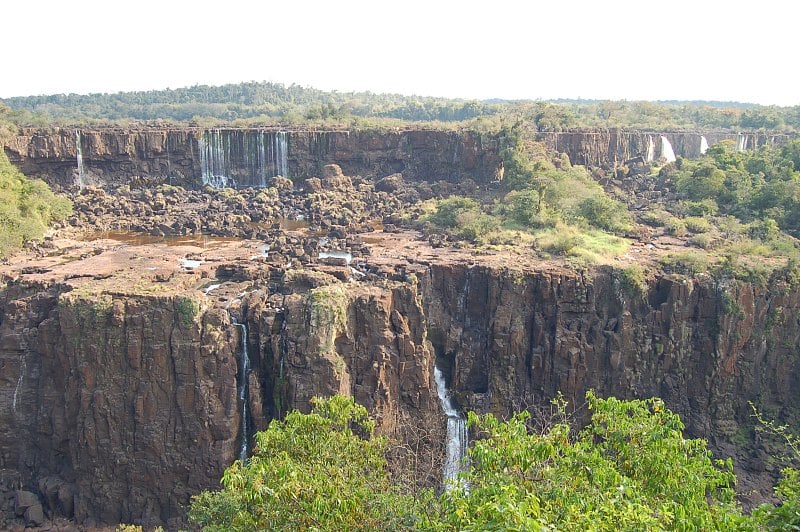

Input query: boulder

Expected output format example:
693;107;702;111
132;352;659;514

375;173;405;193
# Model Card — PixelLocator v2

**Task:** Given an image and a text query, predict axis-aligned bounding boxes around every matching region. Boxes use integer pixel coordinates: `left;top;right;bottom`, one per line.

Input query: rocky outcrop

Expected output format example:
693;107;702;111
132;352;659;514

418;263;800;505
535;129;794;167
3;128;502;190
2;253;800;526
0;285;241;528
5;127;794;191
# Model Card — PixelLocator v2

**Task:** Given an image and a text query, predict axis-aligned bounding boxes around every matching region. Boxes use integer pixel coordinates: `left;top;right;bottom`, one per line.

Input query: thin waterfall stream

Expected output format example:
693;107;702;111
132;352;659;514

75;129;85;189
434;364;467;487
232;316;252;463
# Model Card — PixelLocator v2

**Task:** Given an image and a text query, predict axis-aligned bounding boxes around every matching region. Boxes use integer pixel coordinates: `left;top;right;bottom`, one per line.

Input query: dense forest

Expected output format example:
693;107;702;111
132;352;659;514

2;81;800;131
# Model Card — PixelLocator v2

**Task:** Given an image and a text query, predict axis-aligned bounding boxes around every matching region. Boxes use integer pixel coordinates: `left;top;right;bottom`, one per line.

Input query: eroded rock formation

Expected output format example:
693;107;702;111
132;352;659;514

4;127;794;191
2;242;800;526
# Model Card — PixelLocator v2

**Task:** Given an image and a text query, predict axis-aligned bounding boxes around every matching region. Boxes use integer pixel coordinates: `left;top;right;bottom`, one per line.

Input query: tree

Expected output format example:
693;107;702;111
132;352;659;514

189;396;425;531
751;406;800;530
438;392;747;531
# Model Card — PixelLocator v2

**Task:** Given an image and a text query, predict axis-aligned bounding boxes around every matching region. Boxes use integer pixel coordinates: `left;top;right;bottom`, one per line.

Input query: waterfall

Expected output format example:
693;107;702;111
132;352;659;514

12;353;27;415
737;133;748;152
199;129;290;188
274;131;288;178
75;129;85;189
660;136;676;163
700;135;709;155
645;135;655;162
434;364;467;487
233;318;252;463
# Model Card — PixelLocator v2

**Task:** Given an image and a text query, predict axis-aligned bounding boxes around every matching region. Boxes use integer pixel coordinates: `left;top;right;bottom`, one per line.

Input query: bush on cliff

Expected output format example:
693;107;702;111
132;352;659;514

0;150;72;259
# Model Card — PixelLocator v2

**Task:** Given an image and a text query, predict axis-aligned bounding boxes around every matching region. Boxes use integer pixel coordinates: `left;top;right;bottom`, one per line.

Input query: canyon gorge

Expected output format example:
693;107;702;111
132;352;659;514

1;127;799;528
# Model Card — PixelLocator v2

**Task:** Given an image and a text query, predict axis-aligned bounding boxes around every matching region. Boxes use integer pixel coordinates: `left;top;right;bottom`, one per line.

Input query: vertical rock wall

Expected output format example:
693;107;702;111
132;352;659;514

0;286;240;527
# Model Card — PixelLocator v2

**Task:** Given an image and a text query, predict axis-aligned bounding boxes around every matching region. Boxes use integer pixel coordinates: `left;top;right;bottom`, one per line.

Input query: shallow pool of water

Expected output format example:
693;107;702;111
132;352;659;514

83;231;239;248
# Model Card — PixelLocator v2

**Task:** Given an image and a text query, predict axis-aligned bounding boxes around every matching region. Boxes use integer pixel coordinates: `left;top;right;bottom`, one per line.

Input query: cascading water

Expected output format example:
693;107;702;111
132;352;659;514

75;129;85;189
434;364;467;487
274;131;288;178
700;135;709;155
737;133;748;152
646;135;655;162
198;129;290;188
660;136;677;163
232;317;252;463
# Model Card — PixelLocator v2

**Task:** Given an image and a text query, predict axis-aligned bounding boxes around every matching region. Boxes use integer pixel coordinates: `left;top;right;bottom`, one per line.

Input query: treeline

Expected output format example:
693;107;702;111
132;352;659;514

2;81;799;131
0;81;498;126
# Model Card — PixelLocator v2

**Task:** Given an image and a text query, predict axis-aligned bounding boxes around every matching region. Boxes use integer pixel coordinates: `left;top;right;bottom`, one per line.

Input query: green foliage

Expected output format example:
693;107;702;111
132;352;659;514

189;396;423;531
0;150;72;259
176;296;200;327
684;216;713;233
750;405;800;530
659;251;712;275
576;194;633;234
426;196;481;229
439;392;745;531
6;83;800;133
192;393;800;531
618;265;648;297
423;196;501;242
671;141;800;240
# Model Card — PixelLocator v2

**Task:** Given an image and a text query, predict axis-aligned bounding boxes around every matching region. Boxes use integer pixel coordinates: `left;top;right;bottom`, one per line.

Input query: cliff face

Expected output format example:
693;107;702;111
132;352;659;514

0;286;240;527
535;129;793;166
2;128;502;190
2;261;799;525
5;127;794;190
419;263;800;500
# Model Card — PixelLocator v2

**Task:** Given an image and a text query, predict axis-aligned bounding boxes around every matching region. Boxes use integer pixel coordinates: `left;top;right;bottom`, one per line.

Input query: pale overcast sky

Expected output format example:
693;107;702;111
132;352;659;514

2;0;797;105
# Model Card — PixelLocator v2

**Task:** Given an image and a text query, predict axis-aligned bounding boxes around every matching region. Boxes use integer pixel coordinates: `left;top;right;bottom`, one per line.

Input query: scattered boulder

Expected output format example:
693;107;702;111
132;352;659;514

375;173;405;193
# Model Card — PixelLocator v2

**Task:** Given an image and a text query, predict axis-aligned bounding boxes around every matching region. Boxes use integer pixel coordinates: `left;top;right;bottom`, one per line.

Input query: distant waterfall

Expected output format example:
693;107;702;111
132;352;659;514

660;136;677;163
737;133;748;152
700;135;709;155
75;129;85;189
274;131;288;178
199;129;290;188
233;318;252;463
434;364;467;487
646;135;655;162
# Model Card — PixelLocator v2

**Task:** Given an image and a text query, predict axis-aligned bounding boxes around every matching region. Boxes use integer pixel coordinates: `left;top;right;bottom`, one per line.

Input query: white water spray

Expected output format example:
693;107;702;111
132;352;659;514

75;129;85;189
434;364;467;487
700;135;709;155
660;136;676;163
646;135;655;162
199;130;290;188
737;133;748;152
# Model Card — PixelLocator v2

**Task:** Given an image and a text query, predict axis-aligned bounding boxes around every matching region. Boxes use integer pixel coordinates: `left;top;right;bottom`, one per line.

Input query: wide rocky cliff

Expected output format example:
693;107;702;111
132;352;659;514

4;127;794;190
2;128;502;190
2;251;798;526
